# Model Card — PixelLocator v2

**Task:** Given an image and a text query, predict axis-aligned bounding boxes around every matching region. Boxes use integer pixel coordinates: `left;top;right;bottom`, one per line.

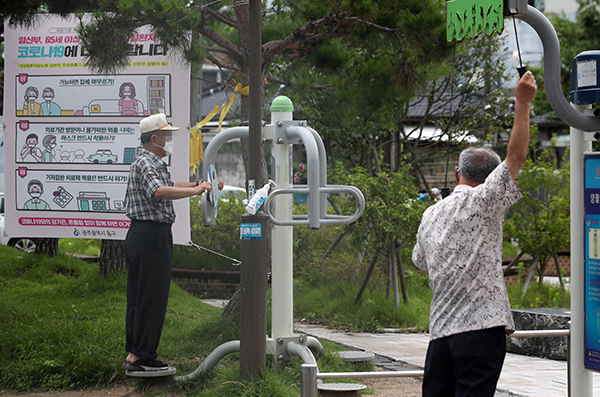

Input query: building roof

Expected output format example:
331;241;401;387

200;86;241;119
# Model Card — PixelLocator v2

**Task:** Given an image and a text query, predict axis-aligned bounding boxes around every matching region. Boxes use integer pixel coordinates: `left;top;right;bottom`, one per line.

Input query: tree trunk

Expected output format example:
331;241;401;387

321;231;346;261
503;251;525;275
553;254;564;288
386;258;391;300
390;130;398;172
523;251;541;295
390;240;400;309
99;239;126;276
35;238;59;257
396;241;409;305
222;283;242;324
355;252;380;304
222;0;272;323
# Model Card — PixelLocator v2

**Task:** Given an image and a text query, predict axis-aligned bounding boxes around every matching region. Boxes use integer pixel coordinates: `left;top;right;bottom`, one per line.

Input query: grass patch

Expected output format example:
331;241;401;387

294;269;432;332
59;238;102;256
0;244;374;395
507;278;570;309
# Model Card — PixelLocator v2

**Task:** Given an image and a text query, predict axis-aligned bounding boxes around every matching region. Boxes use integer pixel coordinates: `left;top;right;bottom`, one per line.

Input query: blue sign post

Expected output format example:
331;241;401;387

584;154;600;372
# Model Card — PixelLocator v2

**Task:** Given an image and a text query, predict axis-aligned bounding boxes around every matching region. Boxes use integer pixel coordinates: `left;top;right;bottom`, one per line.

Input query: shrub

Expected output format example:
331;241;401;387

175;193;246;270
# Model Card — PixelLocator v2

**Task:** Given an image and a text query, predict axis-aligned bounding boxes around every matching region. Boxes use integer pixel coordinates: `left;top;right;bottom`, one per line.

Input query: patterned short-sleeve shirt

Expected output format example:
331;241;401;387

124;149;175;223
412;162;522;341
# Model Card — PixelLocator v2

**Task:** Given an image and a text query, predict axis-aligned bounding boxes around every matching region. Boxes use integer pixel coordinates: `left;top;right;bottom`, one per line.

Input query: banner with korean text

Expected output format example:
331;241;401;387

3;15;192;243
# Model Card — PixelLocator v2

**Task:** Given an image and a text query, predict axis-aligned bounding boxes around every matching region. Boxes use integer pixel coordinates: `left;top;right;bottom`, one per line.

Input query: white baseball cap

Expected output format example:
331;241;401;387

139;113;180;134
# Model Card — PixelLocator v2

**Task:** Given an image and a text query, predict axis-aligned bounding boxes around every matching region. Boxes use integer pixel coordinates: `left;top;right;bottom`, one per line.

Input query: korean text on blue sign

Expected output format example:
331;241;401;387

240;223;262;240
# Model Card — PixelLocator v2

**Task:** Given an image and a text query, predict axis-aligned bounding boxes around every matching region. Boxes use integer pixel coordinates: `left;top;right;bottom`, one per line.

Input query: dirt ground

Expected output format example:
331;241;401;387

0;371;422;397
321;376;423;397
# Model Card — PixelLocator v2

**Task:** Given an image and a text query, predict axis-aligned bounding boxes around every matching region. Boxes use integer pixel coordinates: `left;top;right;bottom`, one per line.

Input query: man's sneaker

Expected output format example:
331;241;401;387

122;358;169;372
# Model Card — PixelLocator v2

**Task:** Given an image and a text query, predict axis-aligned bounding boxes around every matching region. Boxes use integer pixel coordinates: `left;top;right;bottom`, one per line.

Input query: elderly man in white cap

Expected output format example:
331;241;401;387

122;113;222;373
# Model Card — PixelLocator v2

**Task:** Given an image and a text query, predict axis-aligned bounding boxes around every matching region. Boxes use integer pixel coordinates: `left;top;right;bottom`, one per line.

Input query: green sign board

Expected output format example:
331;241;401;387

447;0;504;43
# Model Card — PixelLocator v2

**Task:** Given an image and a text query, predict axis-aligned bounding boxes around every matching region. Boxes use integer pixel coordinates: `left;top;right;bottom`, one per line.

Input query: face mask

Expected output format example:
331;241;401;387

155;135;174;156
163;140;174;157
30;192;42;198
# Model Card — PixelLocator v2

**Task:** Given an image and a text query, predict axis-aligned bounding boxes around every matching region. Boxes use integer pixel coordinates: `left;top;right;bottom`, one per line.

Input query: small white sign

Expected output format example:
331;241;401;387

578;60;597;88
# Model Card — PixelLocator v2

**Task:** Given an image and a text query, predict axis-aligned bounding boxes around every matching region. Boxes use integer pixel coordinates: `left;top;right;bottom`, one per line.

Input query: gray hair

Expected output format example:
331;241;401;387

458;147;501;184
42;134;56;147
140;130;159;145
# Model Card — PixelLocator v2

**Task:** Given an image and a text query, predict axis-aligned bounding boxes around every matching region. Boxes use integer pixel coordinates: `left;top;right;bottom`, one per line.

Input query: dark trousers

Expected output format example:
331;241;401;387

124;220;173;361
422;326;506;397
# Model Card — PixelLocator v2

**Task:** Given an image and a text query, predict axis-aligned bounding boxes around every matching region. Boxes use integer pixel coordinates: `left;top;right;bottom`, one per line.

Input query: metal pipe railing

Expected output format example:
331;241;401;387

300;329;570;397
317;369;425;380
510;329;570;338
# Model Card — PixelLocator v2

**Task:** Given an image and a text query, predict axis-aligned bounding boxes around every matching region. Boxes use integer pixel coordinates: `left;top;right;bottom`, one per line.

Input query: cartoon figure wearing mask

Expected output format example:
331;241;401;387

23;179;51;210
23;86;43;116
41;134;57;163
118;82;140;116
20;133;42;162
41;87;62;116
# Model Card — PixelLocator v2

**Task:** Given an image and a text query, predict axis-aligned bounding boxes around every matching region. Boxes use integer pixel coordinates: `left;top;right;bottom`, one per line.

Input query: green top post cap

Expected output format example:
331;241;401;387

270;96;294;112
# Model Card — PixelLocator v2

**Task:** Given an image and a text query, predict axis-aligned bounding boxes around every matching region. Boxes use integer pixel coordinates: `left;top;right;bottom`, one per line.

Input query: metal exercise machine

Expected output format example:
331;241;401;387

175;96;365;383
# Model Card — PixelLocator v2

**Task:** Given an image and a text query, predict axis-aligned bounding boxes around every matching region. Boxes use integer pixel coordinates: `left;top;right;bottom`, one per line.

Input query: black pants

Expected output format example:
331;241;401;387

422;326;506;397
124;220;173;361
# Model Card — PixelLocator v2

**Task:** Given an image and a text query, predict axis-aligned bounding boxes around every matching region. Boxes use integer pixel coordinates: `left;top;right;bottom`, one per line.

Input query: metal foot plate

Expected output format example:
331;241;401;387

125;366;177;377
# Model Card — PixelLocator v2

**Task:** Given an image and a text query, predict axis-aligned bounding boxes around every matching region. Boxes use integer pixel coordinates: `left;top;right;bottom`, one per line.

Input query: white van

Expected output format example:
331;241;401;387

0;192;37;252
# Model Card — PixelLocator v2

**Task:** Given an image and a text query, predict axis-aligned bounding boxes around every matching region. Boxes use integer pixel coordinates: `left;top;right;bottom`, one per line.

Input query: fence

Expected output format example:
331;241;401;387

300;329;571;397
171;268;240;299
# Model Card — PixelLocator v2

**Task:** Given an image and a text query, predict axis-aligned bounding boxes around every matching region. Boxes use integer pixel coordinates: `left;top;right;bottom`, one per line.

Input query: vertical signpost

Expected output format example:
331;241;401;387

584;154;600;372
3;15;191;244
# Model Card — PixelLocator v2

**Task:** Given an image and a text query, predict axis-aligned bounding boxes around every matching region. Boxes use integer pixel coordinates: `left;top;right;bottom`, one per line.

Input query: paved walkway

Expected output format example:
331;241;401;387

294;323;600;397
201;299;599;396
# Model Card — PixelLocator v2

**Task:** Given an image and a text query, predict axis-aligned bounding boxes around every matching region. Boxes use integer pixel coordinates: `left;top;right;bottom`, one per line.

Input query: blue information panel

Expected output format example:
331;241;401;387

584;154;600;372
240;223;262;240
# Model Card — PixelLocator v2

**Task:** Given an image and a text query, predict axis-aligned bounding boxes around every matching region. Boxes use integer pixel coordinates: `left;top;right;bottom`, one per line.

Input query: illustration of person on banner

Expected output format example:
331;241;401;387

118;82;140;116
41;87;62;116
22;86;43;116
20;133;43;162
23;179;51;210
42;135;57;163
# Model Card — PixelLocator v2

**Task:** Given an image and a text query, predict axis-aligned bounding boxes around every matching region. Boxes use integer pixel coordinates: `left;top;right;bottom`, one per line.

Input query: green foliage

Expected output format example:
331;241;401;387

59;238;102;256
0;0;92;27
438;35;512;146
506;277;570;309
335;165;428;253
280;29;510;181
0;247;128;391
77;11;138;74
528;65;554;117
294;266;431;332
503;141;570;283
174;193;246;270
503;240;520;260
0;244;232;392
549;0;600;99
0;244;380;395
78;0;204;73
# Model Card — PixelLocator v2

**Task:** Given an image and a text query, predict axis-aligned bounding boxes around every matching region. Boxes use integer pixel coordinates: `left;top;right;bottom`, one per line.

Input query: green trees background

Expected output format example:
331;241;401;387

1;0;578;301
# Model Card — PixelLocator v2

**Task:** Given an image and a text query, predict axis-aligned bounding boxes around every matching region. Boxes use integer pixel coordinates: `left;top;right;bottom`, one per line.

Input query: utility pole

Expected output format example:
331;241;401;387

239;0;268;381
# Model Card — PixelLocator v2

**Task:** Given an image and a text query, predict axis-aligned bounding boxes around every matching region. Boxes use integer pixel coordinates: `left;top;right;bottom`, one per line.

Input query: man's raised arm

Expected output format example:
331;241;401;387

505;71;537;179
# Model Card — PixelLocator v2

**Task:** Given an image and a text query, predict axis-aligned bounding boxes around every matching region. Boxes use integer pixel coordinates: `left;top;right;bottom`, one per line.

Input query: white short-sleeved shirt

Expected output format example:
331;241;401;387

412;162;522;340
